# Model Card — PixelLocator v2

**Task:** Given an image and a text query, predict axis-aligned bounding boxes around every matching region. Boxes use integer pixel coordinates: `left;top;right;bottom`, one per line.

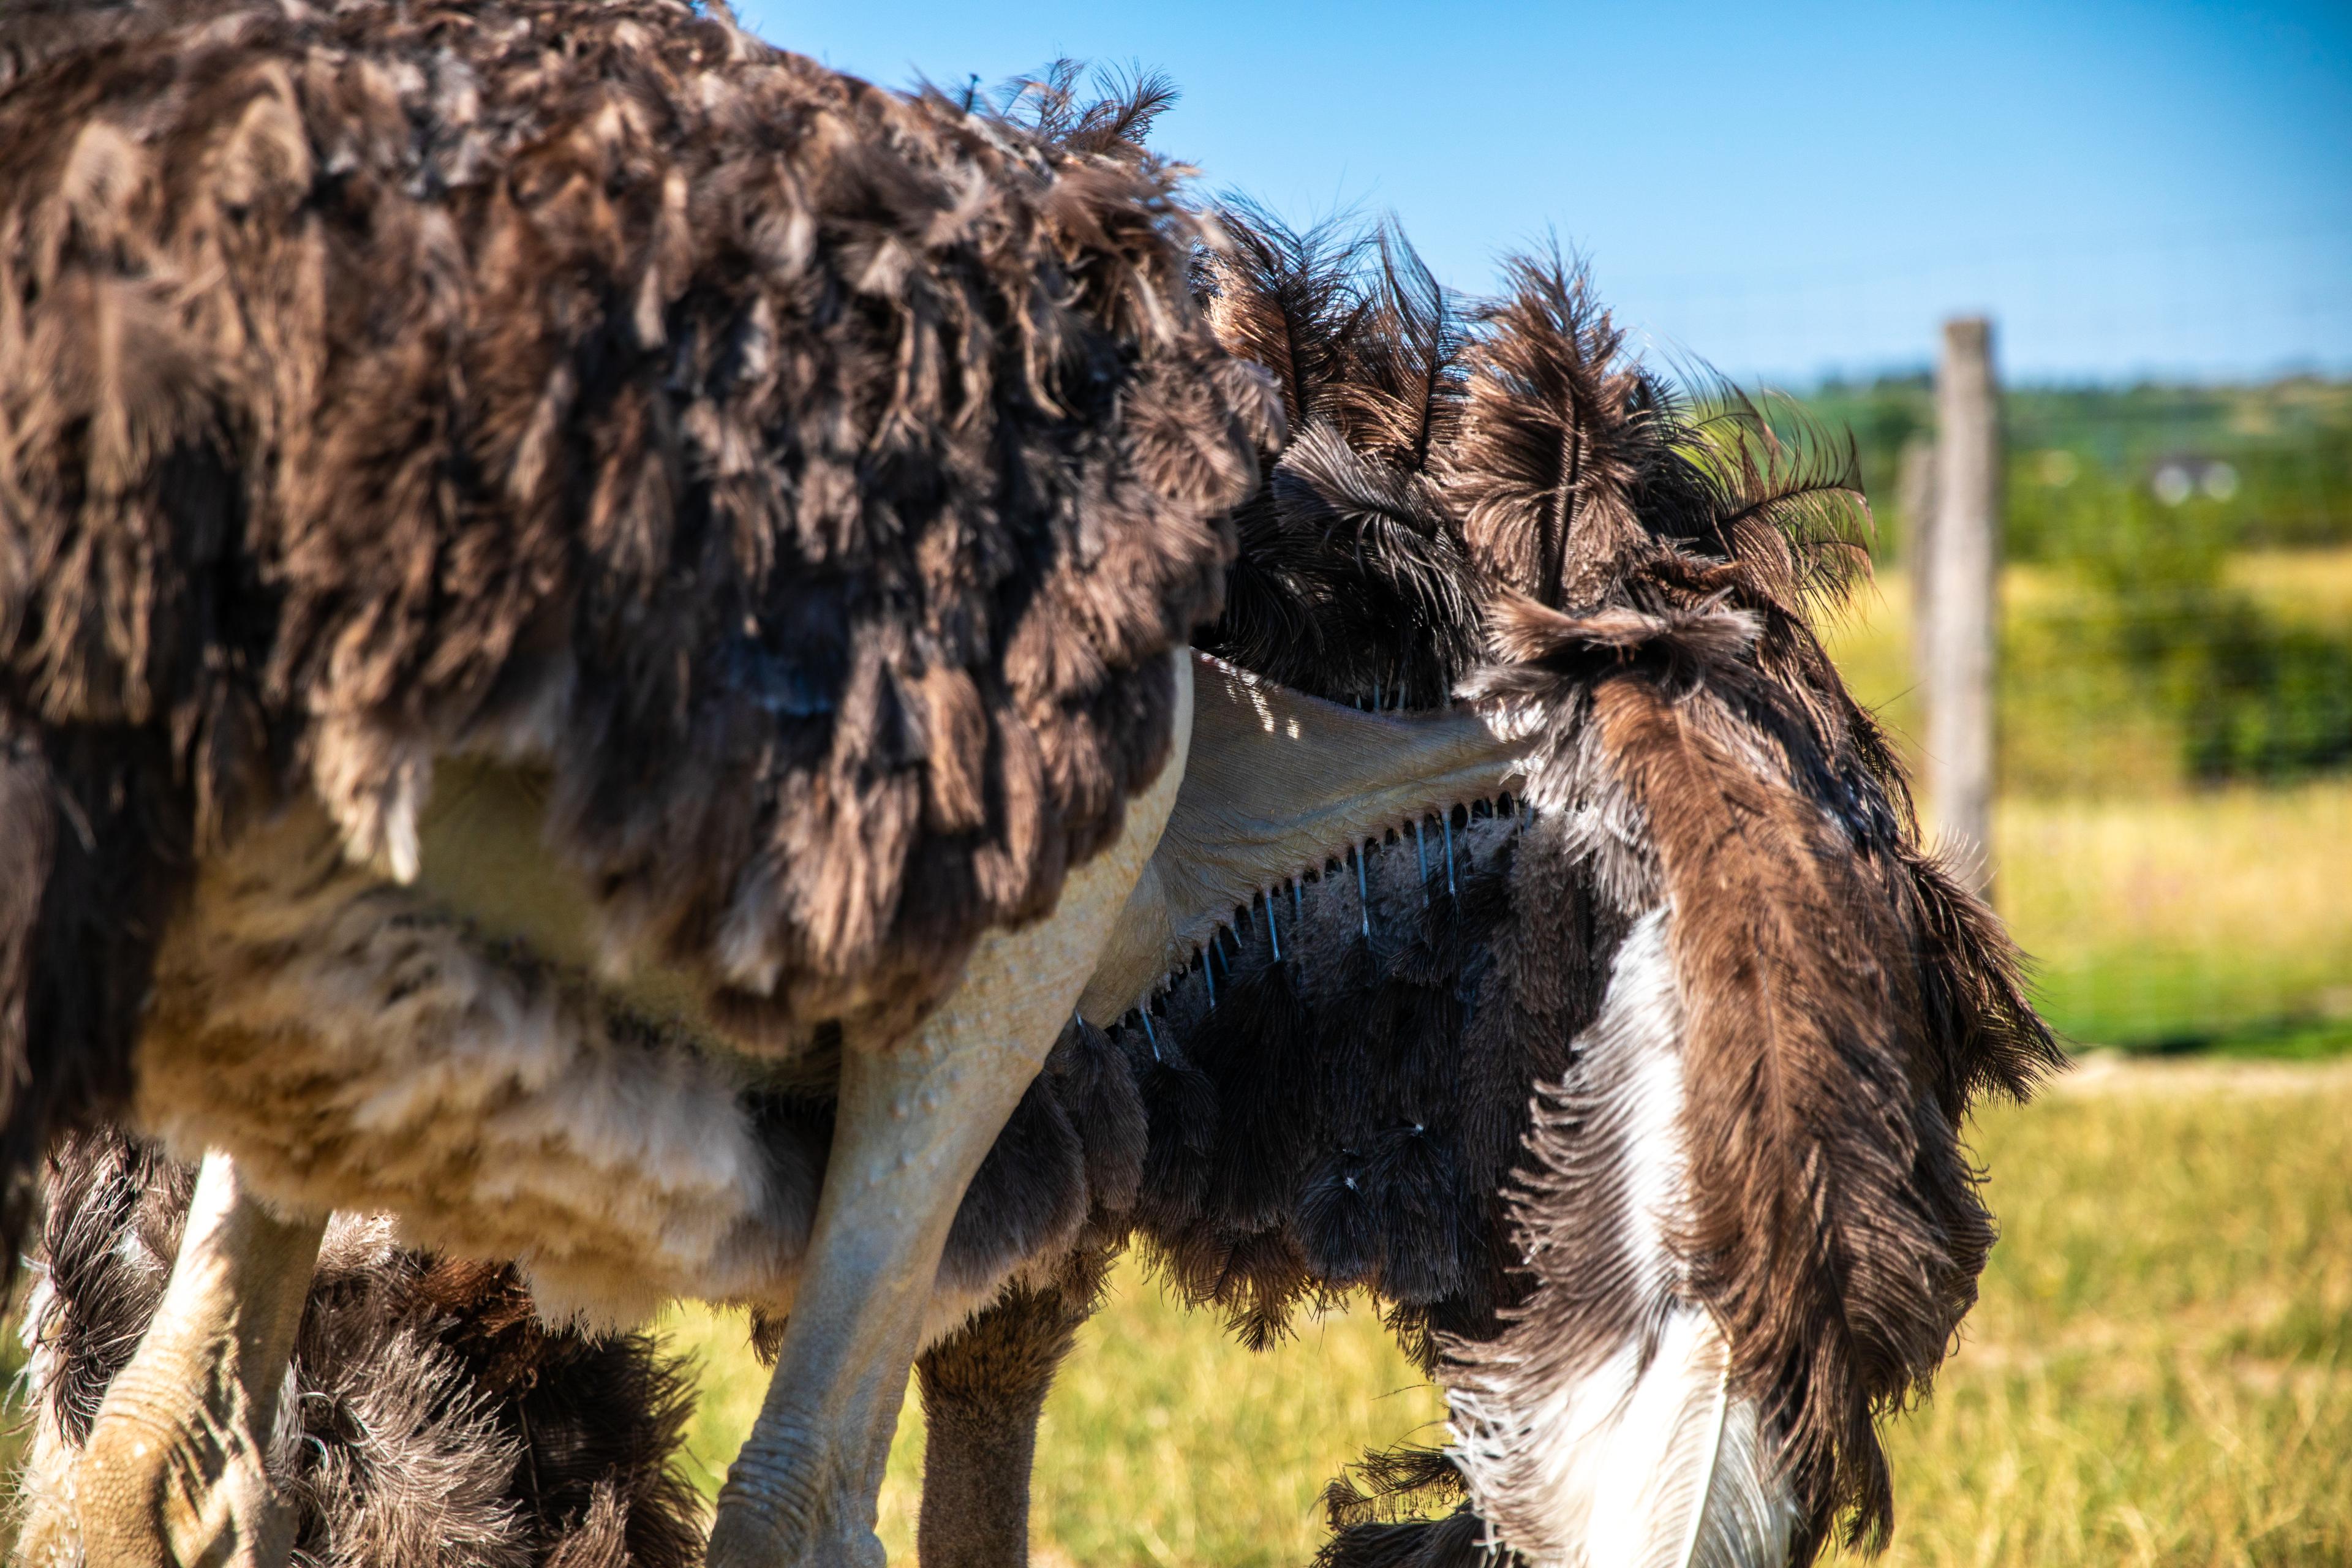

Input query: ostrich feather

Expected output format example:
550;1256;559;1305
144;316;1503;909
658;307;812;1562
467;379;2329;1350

1196;202;1374;433
1445;910;1796;1568
1197;213;1482;713
989;59;1183;158
0;0;1273;1273
1443;254;1652;609
1328;225;1469;474
1460;581;2059;1557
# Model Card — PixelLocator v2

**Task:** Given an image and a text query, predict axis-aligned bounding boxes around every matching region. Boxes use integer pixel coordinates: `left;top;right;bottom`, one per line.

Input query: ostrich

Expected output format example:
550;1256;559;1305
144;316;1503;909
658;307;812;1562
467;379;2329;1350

914;214;2059;1568
14;1128;709;1568
0;5;1536;1566
13;191;2056;1568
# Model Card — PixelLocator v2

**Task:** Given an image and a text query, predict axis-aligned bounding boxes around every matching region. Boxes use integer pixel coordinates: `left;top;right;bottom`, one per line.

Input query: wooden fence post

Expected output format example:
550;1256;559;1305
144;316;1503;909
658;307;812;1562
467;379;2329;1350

1899;434;1939;694
1924;317;2000;895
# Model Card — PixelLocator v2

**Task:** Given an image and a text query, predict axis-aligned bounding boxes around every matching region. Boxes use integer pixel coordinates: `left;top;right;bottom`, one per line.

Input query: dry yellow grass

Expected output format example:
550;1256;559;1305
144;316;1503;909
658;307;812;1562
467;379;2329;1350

663;1278;1446;1568
2228;548;2352;633
1833;1063;2352;1568
1997;782;2352;1050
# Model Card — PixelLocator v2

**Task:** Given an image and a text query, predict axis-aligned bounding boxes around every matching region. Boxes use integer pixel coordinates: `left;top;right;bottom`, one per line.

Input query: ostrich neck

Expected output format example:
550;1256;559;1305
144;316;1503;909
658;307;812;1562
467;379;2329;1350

409;650;1525;1041
1077;652;1528;1024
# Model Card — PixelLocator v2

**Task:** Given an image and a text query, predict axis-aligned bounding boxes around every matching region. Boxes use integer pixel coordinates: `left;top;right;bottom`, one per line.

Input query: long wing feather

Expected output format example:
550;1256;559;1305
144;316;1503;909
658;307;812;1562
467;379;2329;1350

1435;247;2057;1561
1445;910;1797;1568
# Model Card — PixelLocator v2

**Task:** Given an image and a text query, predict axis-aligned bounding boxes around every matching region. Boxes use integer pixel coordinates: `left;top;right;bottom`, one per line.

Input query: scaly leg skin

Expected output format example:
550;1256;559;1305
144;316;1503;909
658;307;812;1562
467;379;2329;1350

73;1149;326;1568
706;655;1190;1568
914;1245;1114;1568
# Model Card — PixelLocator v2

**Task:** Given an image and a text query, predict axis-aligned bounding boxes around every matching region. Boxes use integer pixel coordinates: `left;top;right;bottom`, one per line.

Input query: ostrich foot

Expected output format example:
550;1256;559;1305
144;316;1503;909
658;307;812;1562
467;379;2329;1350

72;1150;325;1568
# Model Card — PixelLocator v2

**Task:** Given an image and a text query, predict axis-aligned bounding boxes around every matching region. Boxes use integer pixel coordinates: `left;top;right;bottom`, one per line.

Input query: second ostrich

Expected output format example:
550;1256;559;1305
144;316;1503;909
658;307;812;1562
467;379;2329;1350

916;213;2056;1568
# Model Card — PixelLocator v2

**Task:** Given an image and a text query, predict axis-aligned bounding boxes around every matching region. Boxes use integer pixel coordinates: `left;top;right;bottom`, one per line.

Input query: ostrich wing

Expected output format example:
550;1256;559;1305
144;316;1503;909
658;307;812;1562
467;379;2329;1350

1113;225;2060;1568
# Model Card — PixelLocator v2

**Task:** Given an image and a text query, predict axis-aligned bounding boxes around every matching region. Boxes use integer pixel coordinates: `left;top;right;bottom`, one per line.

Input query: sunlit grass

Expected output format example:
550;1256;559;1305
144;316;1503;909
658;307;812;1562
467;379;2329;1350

1835;1065;2352;1568
10;1070;2348;1565
663;1277;1446;1568
655;1068;2352;1568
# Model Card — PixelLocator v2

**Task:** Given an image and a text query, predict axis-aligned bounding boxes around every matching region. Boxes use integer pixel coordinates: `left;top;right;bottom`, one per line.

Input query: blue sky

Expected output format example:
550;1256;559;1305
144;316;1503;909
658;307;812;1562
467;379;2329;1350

733;1;2350;386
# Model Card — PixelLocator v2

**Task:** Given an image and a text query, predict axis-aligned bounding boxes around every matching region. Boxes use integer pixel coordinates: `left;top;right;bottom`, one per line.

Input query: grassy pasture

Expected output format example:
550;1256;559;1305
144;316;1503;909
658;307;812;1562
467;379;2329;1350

1833;1064;2352;1567
657;1063;2352;1568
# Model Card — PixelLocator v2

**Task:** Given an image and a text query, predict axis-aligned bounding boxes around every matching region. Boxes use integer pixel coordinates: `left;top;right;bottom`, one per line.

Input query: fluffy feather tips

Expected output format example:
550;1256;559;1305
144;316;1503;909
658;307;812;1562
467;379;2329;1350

0;0;1275;1238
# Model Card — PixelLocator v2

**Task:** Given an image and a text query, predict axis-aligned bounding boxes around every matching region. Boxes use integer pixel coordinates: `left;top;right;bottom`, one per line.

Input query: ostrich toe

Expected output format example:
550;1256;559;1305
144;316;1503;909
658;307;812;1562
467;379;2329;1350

67;1153;323;1568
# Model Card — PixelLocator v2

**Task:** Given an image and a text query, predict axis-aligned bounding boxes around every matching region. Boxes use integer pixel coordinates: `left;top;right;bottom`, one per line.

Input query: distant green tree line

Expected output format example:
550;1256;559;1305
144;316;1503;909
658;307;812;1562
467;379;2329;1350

1798;377;2352;783
1806;375;2352;562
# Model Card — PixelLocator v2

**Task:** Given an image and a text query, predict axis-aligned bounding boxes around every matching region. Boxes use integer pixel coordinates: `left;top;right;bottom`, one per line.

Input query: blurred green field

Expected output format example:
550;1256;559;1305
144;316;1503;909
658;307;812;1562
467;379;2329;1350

1822;552;2352;1055
1999;787;2352;1054
657;1063;2352;1568
1820;549;2352;801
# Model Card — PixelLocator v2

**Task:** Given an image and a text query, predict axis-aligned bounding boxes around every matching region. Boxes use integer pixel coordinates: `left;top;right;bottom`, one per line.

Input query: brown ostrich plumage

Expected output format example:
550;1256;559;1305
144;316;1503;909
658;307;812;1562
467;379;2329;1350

0;0;1270;1257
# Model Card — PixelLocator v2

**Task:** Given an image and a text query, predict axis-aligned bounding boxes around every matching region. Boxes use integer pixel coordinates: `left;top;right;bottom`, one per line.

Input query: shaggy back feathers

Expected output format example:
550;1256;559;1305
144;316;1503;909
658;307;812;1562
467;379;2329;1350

0;0;1272;1261
1194;211;1480;714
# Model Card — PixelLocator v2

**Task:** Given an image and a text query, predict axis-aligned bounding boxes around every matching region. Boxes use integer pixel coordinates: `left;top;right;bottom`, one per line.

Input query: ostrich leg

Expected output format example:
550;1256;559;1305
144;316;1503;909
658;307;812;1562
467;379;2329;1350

704;655;1191;1568
914;1245;1116;1568
850;656;1522;1568
70;1150;325;1568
